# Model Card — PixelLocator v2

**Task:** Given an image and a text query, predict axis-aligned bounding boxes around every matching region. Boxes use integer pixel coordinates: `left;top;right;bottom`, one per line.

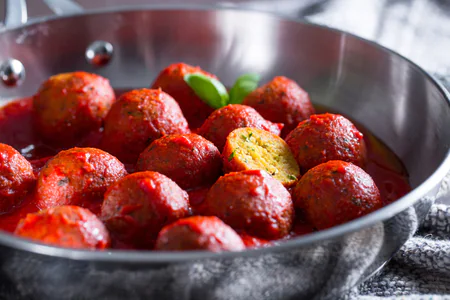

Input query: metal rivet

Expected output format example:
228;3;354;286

85;41;114;67
0;59;25;87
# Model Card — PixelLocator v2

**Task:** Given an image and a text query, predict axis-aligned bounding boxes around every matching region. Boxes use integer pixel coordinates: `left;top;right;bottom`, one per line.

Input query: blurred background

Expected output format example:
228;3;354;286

1;0;449;82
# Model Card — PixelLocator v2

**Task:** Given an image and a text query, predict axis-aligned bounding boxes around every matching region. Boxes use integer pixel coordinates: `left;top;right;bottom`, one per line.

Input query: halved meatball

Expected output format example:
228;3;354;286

200;170;294;240
136;134;222;190
222;127;299;187
0;143;35;213
33;72;115;146
293;160;382;230
101;88;190;163
101;171;191;249
285;113;367;172
151;62;217;129
243;76;315;136
155;216;245;252
15;205;110;249
198;104;283;151
35;147;127;210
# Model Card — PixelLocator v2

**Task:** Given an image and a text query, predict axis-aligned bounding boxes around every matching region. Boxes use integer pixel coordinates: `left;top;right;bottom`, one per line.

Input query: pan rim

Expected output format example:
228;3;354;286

0;5;449;263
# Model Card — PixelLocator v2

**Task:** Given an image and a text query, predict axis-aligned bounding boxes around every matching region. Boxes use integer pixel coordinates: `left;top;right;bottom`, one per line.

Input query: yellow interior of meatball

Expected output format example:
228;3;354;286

228;128;300;186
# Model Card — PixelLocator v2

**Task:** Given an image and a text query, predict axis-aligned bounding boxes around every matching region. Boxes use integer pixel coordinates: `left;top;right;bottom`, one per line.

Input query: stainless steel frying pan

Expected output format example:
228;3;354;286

1;1;450;299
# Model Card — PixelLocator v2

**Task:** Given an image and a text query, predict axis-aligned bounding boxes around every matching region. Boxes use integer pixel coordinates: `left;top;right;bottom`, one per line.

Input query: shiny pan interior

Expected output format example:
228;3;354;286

0;6;449;263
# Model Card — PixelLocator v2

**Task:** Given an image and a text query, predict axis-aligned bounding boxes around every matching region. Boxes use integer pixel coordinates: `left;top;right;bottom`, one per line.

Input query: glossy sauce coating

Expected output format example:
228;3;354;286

293;160;382;230
136;134;222;190
238;232;271;249
200;170;294;240
101;88;190;163
151;63;216;129
0;143;35;213
101;171;191;249
0;94;411;250
198;104;283;151
156;216;245;252
285;113;367;173
33;72;115;146
15;205;110;249
35;147;127;213
243;76;315;137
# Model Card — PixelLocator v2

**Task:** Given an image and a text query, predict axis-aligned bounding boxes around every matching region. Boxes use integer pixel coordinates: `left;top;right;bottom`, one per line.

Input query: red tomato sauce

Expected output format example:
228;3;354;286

0;95;411;242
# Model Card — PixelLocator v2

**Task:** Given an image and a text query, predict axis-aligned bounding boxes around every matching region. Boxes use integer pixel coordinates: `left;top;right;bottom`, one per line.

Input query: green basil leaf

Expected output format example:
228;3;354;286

229;81;258;104
235;73;261;83
229;73;261;104
183;73;229;109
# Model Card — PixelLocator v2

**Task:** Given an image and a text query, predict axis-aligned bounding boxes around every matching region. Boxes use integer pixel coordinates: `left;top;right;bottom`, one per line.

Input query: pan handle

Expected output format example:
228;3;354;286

4;0;28;28
2;0;84;29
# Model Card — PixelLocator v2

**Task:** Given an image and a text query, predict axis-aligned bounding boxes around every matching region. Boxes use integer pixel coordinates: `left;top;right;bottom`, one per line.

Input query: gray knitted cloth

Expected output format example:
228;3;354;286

347;172;450;299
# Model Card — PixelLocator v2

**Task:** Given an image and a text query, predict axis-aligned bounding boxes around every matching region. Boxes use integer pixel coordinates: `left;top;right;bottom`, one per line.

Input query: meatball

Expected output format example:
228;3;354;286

136;134;222;190
200;170;294;240
0;143;35;213
35;147;127;210
198;104;283;151
33;72;115;145
15;205;110;249
293;160;382;230
151;63;216;129
155;216;245;252
101;88;190;163
101;171;191;248
243;76;315;136
285;113;367;172
222;127;300;187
